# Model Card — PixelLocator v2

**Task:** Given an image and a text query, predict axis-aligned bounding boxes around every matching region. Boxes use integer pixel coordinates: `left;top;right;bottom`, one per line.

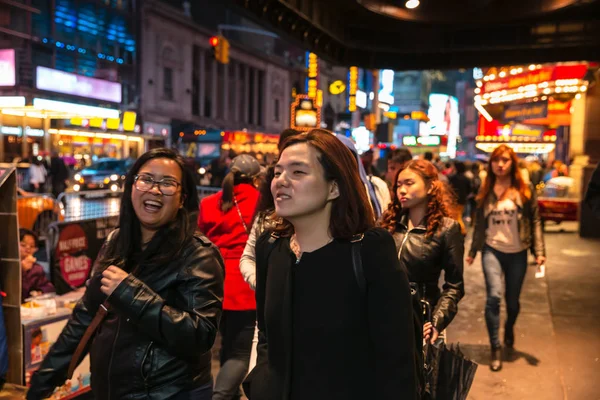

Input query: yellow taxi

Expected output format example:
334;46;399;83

17;188;65;239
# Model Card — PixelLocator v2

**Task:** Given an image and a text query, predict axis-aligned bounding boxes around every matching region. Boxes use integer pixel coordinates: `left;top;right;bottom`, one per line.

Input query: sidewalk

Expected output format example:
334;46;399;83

449;222;600;400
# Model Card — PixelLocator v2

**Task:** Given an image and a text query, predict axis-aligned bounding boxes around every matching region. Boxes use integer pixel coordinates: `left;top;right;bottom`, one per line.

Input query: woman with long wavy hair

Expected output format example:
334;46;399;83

466;144;545;372
380;160;465;348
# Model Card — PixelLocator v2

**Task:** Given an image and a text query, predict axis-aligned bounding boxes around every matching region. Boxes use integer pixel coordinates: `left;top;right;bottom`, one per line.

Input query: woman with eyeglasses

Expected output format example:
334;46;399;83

198;154;262;400
20;229;55;303
28;148;225;400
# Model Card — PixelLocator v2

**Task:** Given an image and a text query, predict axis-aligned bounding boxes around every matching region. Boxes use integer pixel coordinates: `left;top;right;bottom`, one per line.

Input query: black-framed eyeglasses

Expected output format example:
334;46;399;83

134;174;182;196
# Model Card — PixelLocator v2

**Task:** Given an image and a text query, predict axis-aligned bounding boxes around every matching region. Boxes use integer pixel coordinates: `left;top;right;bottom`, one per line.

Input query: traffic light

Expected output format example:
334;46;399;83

210;35;230;64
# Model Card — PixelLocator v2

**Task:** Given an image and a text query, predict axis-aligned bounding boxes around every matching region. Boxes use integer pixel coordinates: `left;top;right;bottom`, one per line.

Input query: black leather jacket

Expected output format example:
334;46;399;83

469;188;545;259
392;215;465;333
28;231;224;400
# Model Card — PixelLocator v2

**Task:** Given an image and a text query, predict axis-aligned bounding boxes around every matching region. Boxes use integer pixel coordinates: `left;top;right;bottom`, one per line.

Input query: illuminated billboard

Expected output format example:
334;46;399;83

423;94;460;158
0;49;16;86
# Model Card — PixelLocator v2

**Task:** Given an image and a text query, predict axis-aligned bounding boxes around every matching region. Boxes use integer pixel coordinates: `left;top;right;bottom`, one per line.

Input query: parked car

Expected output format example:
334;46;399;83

537;176;579;228
72;158;134;194
17;188;65;240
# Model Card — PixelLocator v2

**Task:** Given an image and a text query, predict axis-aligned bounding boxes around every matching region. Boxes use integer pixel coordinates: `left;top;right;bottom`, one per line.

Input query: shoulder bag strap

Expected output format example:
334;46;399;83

67;301;108;379
233;194;250;234
350;234;366;297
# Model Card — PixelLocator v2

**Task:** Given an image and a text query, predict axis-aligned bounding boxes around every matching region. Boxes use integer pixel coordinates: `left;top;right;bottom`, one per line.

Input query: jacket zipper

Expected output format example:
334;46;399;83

107;317;122;400
140;341;154;395
398;227;425;260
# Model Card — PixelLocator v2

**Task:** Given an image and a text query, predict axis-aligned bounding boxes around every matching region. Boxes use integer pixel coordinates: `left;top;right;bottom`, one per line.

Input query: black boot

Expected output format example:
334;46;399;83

504;327;515;349
490;346;503;372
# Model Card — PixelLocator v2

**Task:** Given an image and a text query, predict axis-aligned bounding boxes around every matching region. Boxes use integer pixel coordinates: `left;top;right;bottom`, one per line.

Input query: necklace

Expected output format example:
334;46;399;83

290;234;334;264
290;234;302;263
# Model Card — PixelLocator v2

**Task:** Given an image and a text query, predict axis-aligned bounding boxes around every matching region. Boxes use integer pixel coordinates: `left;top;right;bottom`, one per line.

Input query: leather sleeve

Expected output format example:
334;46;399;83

27;232;116;400
432;222;465;333
107;242;224;361
27;292;95;400
529;187;546;258
362;228;417;399
468;204;486;259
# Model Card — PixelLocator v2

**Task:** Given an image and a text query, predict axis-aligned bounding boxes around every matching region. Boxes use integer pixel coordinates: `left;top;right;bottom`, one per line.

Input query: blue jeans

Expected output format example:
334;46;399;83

213;310;256;400
482;245;528;348
172;382;213;400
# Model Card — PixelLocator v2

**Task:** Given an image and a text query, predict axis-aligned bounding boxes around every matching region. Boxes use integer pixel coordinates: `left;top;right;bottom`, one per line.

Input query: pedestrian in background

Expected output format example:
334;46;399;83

386;148;413;185
49;152;70;200
28;148;225;400
29;157;47;193
244;129;417;400
467;144;546;372
380;159;464;347
448;161;471;235
198;154;262;400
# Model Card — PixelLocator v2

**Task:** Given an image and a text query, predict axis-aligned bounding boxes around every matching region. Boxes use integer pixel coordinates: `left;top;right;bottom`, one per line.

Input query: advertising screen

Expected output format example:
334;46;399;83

0;49;16;86
423;94;460;158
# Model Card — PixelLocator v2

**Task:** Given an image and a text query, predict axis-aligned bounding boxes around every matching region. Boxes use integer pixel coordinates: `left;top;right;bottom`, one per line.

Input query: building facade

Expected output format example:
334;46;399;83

0;0;145;163
141;0;293;164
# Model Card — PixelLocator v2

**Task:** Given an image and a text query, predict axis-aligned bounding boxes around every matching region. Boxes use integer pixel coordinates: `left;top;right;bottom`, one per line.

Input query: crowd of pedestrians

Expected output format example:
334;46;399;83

24;129;560;400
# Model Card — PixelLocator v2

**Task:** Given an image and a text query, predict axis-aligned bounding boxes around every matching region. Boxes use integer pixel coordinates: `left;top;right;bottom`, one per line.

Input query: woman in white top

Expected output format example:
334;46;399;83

29;158;47;193
467;145;546;372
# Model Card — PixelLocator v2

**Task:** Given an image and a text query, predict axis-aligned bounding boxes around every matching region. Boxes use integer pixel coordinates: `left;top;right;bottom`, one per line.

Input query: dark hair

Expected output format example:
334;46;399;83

278;129;301;151
20;228;37;242
380;160;456;238
454;161;466;174
101;148;199;271
255;165;275;217
424;151;434;162
477;144;530;206
273;129;375;239
387;148;413;165
221;172;254;212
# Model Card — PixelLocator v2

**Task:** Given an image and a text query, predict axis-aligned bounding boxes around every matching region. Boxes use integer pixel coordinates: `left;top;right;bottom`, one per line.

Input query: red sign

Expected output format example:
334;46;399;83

55;224;92;288
481;64;588;94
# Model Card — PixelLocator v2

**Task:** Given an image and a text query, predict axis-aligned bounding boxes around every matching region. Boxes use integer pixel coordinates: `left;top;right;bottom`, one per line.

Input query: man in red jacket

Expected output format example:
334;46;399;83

198;154;261;400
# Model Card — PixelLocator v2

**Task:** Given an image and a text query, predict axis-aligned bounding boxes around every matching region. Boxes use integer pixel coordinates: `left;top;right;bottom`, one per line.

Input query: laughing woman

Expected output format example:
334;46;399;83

244;130;417;400
28;149;224;400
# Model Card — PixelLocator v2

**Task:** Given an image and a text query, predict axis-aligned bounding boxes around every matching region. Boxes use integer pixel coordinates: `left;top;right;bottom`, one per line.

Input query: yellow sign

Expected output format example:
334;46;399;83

307;52;318;99
329;80;346;95
316;89;323;107
291;95;321;132
348;66;358;112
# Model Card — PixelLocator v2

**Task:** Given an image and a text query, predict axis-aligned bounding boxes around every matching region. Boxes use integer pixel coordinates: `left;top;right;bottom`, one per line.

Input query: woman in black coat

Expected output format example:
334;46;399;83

27;149;224;400
244;130;417;400
380;160;465;345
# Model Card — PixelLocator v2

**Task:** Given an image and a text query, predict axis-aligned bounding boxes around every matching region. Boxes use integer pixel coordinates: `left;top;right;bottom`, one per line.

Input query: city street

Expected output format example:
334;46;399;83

449;222;600;400
62;193;121;222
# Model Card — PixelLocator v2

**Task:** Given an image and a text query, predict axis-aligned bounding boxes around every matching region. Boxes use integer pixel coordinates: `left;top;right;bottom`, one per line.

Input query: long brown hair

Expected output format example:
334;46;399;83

273;129;375;239
380;160;455;238
476;144;531;206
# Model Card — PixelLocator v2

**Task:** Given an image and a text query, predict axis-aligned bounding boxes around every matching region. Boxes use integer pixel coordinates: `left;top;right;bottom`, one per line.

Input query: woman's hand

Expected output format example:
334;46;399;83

536;255;546;266
423;322;439;344
100;266;129;297
465;256;474;266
